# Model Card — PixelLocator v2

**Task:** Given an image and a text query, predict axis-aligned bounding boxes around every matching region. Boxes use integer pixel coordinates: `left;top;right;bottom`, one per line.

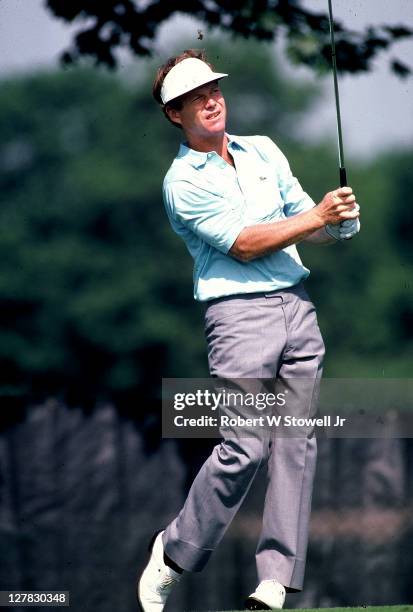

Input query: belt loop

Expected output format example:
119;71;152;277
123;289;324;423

264;291;283;301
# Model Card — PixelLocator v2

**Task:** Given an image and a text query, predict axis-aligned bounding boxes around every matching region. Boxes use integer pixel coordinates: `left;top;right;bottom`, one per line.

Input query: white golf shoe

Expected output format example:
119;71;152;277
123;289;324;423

137;531;182;612
245;579;286;610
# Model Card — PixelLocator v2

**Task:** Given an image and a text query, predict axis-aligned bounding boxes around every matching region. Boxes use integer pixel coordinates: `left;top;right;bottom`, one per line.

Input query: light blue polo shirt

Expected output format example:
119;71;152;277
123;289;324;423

163;134;316;302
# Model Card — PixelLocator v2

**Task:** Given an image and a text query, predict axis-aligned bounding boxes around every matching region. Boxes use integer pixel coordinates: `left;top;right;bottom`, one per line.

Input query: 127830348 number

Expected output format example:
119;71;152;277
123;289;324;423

0;591;69;607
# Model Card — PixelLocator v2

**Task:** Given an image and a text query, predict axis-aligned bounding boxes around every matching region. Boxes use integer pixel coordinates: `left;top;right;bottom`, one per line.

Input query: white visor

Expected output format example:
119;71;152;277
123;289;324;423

160;57;228;105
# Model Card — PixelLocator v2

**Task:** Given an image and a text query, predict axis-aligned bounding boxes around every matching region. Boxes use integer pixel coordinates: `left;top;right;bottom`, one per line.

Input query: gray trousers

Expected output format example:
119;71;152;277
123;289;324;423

163;283;325;591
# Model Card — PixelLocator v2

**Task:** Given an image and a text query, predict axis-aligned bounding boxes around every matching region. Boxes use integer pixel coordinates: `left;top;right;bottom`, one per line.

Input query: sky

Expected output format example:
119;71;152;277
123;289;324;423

0;0;412;160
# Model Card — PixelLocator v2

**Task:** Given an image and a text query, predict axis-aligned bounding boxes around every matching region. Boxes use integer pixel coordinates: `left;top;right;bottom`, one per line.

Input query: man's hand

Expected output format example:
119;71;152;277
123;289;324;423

316;187;358;224
314;187;360;241
325;203;361;240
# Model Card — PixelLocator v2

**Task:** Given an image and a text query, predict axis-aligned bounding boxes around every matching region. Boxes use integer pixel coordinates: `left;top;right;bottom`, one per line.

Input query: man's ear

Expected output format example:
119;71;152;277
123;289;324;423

165;105;182;126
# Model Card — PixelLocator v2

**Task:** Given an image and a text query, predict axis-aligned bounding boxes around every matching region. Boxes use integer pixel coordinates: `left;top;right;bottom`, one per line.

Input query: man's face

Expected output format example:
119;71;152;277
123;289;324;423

167;81;226;140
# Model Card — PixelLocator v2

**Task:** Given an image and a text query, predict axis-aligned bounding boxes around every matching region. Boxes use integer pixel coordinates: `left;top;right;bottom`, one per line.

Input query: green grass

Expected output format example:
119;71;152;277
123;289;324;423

214;607;413;612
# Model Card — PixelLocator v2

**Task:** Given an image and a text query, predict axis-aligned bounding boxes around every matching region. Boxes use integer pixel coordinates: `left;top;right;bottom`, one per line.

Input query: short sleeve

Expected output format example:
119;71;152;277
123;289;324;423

260;137;316;217
163;180;245;254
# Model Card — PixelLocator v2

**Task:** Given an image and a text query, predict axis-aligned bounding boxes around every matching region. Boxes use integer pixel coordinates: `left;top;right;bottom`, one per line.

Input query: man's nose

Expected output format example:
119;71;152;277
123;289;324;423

205;96;216;108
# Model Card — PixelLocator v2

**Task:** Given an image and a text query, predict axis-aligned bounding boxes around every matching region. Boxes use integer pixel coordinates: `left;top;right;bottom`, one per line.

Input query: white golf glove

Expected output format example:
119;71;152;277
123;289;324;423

326;203;360;241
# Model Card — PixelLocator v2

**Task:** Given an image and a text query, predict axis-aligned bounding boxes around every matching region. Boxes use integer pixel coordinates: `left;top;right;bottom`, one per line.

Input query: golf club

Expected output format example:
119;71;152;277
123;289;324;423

327;0;347;188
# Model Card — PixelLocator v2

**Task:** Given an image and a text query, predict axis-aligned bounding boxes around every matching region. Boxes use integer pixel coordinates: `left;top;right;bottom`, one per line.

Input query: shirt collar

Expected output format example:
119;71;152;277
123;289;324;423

177;133;248;169
226;134;248;152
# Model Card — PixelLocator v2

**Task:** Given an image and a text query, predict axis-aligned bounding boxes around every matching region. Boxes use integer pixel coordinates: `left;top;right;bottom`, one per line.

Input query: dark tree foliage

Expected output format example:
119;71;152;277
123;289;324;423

46;0;412;76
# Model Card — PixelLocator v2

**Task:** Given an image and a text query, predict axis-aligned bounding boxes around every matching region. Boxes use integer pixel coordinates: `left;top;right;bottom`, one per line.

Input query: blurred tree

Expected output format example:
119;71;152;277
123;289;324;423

0;68;192;406
45;0;412;77
301;148;413;376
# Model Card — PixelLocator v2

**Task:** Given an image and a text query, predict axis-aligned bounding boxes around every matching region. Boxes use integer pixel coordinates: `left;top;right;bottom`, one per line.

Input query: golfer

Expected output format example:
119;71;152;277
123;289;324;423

138;49;360;611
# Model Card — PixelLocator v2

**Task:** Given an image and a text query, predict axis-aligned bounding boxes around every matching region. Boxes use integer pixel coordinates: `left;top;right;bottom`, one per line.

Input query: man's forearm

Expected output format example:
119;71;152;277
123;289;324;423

304;226;336;244
230;207;325;261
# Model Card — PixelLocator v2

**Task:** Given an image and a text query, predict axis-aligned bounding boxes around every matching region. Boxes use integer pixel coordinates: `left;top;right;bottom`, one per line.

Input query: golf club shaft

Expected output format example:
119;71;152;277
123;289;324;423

327;0;347;187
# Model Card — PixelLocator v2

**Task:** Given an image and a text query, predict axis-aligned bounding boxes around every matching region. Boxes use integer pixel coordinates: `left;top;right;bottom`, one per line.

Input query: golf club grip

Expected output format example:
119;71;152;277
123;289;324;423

339;166;353;239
